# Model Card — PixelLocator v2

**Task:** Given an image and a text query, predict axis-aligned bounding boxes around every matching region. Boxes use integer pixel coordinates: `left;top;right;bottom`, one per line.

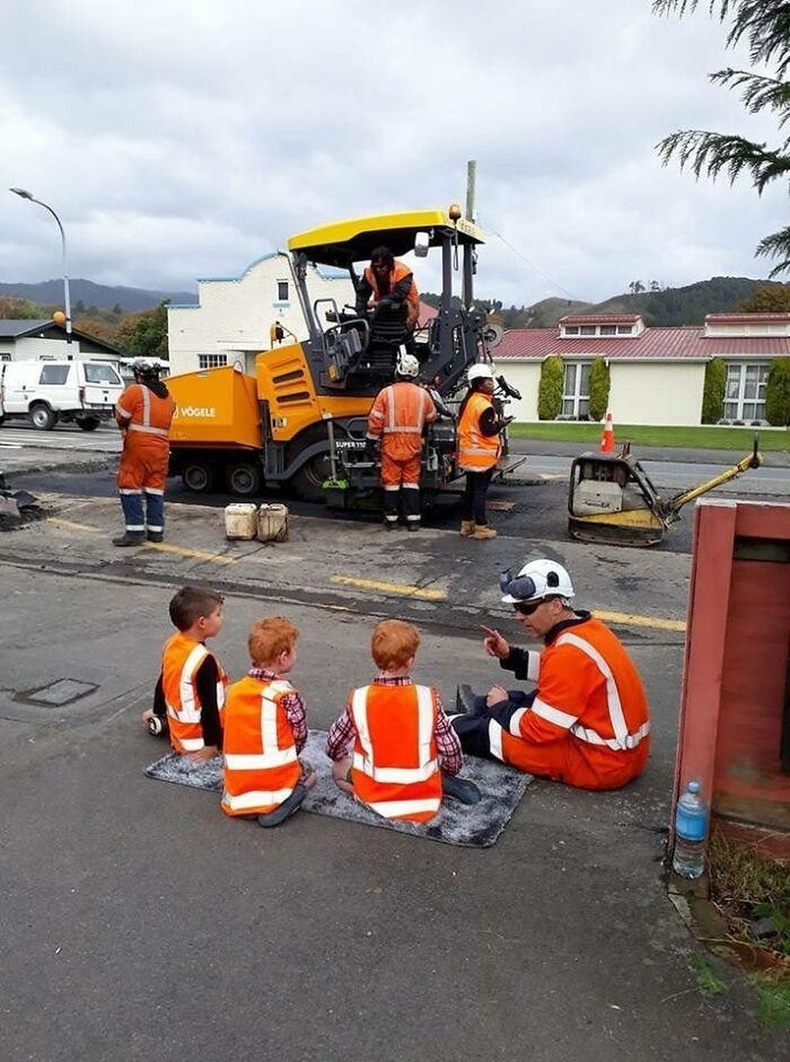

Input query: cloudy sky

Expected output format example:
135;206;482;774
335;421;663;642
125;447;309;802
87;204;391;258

1;0;786;307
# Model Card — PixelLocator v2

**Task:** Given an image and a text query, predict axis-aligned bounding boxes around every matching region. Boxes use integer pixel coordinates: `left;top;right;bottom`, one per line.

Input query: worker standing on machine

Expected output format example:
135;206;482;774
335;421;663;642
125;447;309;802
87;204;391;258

355;246;420;333
365;351;438;531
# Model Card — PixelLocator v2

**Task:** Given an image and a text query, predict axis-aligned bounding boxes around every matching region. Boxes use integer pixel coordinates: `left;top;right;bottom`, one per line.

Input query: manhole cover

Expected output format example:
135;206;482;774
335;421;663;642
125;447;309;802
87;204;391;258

17;679;99;707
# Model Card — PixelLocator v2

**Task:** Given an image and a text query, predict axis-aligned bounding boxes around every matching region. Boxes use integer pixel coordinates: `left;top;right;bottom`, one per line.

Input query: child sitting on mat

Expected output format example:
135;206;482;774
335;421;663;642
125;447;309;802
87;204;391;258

326;619;473;823
221;616;315;828
142;585;227;763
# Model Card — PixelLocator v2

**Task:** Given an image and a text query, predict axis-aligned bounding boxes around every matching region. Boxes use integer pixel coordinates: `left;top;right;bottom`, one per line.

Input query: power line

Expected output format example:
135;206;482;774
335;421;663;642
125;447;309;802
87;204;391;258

486;229;581;303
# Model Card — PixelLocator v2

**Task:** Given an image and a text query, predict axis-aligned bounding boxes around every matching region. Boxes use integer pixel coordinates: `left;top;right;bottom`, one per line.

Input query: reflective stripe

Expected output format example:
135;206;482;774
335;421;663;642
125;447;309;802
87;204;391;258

488;719;505;761
509;707;529;735
142;487;165;496
555;631;637;750
526;651;540;683
128;423;169;437
352;753;438;784
119;488;143;496
531;696;577;729
366;797;440;819
383;426;422;434
224;747;298;771
178;737;206;751
571;720;651;751
116;406;133;420
222;787;295;812
166;644;209;723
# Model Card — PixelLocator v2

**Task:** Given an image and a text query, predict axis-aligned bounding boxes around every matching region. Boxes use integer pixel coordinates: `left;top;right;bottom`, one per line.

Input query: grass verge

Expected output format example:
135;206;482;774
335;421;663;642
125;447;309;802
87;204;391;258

509;422;789;452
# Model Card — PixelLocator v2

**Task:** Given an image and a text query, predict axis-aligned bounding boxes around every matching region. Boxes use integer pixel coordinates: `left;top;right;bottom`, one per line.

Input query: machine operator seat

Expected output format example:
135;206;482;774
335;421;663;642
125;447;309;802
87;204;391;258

358;303;413;380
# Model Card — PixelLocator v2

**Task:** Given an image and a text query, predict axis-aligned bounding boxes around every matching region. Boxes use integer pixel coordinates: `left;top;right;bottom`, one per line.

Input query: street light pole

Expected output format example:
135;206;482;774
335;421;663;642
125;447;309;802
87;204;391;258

10;187;73;345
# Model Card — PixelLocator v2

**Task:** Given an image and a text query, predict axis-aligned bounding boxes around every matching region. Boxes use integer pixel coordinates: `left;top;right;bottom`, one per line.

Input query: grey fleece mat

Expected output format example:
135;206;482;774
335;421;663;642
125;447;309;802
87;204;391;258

144;729;532;847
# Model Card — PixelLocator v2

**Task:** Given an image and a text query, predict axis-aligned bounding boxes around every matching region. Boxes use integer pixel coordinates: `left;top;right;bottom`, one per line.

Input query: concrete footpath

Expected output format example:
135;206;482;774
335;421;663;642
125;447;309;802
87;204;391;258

0;488;786;1060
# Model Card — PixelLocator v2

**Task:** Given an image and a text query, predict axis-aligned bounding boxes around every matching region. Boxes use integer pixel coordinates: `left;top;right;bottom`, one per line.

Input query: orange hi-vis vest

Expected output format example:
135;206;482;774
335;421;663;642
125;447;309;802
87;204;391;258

457;391;501;472
349;683;442;823
497;618;650;790
367;381;437;461
362;260;420;315
221;675;302;816
162;632;227;753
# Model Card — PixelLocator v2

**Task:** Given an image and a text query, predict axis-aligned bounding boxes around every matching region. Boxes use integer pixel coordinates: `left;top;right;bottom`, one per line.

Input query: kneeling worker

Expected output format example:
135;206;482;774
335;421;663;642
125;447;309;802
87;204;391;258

452;559;651;791
366;350;438;531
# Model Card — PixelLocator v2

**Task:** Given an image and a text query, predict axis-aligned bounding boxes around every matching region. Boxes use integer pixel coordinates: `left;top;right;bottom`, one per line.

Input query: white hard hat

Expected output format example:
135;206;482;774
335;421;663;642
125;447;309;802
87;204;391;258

500;559;575;604
396;351;420;378
467;362;494;383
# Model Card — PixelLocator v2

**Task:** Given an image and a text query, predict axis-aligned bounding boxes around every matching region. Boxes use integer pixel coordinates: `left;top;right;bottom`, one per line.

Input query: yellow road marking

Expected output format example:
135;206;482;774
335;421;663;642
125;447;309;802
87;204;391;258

145;542;236;565
596;609;686;632
331;575;446;600
47;518;102;533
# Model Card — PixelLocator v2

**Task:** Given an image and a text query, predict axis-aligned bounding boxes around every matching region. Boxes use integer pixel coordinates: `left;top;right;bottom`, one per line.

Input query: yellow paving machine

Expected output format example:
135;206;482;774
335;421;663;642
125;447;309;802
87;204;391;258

567;438;764;546
167;207;522;508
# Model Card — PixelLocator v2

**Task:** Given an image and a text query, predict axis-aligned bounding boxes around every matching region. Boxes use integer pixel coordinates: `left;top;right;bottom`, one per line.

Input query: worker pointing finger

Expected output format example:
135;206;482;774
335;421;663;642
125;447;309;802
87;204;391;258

481;625;510;659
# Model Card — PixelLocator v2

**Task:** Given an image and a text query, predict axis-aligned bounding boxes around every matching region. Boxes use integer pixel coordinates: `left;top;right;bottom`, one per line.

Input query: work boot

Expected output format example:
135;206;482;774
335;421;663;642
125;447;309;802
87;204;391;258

147;531;164;543
383;518;397;532
459;520;475;537
406;521;420;533
112;532;145;547
441;772;482;805
472;525;497;540
257;783;307;828
456;683;478;714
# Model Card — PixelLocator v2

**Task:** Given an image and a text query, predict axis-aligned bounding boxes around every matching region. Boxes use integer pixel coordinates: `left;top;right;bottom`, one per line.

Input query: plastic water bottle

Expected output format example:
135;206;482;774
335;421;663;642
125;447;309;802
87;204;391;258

672;780;708;879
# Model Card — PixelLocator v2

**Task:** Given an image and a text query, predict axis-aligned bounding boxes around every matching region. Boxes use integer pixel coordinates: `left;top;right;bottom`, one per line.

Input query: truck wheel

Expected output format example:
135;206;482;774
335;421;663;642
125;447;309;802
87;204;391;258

77;417;101;431
227;462;262;496
290;454;331;503
182;462;215;493
30;403;57;430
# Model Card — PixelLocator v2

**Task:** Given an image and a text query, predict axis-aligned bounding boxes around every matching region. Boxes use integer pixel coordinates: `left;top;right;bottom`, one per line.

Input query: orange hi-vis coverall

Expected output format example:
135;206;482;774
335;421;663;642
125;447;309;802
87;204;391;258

454;615;650;790
221;676;303;816
348;682;443;823
161;632;228;754
366;381;437;526
115;381;175;536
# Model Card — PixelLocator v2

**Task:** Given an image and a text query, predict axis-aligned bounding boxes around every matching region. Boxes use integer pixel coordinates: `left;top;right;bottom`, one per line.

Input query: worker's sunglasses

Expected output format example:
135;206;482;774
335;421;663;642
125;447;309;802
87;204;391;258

513;598;547;617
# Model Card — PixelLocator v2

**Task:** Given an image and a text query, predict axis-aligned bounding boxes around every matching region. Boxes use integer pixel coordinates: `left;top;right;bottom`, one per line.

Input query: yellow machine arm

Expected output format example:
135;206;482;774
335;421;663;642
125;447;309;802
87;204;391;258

665;437;764;518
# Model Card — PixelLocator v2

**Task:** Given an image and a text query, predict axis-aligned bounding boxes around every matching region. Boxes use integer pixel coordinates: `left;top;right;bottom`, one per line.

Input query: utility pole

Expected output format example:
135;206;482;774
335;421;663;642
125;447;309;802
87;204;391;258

465;160;476;222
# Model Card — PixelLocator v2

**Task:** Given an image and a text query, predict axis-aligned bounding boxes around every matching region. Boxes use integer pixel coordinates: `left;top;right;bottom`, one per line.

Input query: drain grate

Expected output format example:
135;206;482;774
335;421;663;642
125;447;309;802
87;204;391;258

16;679;99;707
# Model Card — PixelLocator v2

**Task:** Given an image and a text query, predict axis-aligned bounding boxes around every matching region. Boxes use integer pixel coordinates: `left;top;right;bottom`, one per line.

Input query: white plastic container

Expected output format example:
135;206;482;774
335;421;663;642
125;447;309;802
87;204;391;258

257;503;289;543
224;503;259;540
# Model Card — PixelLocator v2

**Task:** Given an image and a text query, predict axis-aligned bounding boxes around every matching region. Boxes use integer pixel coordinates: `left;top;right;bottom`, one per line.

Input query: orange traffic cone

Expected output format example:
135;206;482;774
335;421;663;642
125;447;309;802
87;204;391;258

599;412;615;453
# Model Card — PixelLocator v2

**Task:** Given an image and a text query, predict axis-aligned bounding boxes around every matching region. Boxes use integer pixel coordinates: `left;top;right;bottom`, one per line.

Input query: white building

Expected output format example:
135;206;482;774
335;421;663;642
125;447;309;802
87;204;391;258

167;252;354;377
0;320;123;365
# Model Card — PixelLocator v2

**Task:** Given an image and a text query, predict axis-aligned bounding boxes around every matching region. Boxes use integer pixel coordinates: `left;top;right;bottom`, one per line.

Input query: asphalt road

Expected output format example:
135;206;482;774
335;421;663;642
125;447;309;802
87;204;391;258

0;423;787;1061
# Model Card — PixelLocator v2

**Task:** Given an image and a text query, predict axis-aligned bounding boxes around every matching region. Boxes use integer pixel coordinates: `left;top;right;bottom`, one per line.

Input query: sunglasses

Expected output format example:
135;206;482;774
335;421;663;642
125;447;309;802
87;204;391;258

513;599;547;616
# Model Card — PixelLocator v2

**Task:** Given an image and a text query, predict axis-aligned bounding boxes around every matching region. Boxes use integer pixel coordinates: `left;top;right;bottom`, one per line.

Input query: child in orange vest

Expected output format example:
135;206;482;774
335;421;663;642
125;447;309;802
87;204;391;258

326;619;468;823
142;585;227;762
221;616;316;828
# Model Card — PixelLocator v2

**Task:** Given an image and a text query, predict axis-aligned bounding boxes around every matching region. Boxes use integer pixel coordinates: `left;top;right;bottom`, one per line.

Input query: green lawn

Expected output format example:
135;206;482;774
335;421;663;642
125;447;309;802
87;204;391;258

509;422;789;452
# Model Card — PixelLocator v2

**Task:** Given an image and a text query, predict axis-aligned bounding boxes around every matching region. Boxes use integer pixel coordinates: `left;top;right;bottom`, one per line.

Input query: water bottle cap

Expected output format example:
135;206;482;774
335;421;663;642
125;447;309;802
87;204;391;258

687;780;700;794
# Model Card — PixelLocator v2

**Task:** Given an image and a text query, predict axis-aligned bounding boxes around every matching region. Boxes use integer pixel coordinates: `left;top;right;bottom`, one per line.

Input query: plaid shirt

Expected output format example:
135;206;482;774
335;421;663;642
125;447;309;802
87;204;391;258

326;675;462;775
248;667;308;753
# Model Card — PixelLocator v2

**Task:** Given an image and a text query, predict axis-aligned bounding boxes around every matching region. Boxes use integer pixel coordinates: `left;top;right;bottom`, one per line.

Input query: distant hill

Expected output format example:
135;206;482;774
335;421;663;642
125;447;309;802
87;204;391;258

0;278;197;312
525;277;783;328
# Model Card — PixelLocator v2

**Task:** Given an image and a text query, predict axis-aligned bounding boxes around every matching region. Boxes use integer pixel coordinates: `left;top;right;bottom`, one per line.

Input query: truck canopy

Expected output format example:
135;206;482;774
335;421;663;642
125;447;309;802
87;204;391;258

287;209;486;269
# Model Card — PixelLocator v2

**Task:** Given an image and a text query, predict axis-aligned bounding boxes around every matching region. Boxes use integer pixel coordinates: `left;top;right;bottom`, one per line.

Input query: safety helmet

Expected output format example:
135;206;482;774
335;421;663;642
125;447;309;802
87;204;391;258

500;559;575;604
395;351;420;378
467;362;495;383
131;357;160;379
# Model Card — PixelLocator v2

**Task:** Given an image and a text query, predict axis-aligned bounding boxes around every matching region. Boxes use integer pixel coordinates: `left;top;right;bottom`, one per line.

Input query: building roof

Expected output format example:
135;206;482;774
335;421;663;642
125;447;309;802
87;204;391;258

495;324;790;363
0;318;123;354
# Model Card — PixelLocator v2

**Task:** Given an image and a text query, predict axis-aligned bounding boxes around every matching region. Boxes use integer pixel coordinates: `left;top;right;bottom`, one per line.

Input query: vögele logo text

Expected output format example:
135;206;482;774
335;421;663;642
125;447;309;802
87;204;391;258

176;406;216;418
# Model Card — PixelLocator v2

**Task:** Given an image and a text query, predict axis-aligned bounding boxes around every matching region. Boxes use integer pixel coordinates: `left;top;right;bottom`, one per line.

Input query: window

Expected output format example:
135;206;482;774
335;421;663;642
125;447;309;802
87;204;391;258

198;353;228;370
277;280;289;301
579;325;596;336
600;325;616;336
724;363;768;421
564;325;579;336
562;362;591;417
84;364;121;385
39;364;70;384
617;325;633;335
